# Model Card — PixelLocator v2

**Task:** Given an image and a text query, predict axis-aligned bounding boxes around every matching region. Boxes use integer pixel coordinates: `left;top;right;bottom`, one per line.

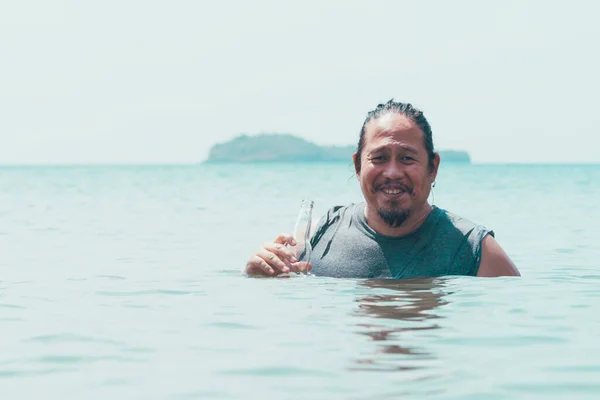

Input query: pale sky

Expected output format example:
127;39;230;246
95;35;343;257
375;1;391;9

1;0;599;164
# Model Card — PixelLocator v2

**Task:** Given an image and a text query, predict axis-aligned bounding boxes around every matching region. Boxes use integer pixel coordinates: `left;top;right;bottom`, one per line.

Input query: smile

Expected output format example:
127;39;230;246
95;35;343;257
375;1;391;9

381;188;404;195
375;182;413;196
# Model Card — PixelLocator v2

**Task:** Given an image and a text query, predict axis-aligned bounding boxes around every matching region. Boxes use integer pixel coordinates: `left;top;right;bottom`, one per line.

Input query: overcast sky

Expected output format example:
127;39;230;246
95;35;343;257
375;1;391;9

1;0;599;164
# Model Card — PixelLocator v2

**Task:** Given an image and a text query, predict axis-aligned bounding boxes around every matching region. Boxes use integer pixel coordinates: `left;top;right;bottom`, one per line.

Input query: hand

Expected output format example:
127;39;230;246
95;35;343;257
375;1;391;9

244;233;312;276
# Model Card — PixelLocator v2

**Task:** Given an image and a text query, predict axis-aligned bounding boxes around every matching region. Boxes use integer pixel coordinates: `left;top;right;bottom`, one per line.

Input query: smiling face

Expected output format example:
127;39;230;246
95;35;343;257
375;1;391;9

353;112;440;231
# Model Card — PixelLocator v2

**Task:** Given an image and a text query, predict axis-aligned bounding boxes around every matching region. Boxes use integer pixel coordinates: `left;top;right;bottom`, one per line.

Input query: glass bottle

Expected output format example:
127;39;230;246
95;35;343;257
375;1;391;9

292;199;313;274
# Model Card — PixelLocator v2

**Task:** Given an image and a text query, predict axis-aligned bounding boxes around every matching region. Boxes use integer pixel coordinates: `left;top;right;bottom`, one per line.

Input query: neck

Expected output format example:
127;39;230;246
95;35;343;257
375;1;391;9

364;202;433;237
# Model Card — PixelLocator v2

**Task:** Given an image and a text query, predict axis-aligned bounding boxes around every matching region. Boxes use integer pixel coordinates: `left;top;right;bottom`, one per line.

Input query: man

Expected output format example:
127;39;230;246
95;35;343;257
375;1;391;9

244;99;520;279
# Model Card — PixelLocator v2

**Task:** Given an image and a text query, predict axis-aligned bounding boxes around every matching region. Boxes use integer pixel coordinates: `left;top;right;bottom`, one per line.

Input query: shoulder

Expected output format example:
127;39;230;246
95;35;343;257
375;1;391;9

435;207;520;278
435;207;494;243
317;203;357;225
310;203;358;242
432;207;494;275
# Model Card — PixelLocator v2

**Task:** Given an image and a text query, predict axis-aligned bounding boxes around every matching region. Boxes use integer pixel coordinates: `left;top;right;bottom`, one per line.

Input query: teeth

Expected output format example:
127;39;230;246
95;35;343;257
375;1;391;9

382;188;402;195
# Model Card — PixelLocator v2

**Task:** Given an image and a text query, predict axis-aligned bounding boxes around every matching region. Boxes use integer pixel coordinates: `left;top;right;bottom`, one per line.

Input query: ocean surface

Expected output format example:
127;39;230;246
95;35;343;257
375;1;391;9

1;163;599;399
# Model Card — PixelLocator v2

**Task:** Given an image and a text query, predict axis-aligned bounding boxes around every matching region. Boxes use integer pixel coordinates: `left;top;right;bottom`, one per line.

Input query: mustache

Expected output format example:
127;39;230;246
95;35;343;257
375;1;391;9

374;180;414;195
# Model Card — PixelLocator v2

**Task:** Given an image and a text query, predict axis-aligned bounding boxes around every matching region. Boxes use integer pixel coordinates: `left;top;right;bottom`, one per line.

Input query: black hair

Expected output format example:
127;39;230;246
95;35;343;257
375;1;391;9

355;99;436;172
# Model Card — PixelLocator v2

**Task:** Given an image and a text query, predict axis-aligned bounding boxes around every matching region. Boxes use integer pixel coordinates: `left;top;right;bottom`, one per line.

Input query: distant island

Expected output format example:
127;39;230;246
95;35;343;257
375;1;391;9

204;133;471;163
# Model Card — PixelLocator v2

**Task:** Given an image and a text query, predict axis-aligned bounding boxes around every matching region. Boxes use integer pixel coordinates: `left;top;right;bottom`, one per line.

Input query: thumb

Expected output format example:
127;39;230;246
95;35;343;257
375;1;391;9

274;233;296;246
290;261;312;273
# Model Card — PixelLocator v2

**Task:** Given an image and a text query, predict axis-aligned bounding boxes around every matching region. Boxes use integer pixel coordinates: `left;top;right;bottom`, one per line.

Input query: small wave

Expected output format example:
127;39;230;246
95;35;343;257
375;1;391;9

0;368;73;378
26;333;123;345
546;365;600;373
36;354;143;364
174;390;232;399
96;275;126;280
503;383;600;394
95;289;196;296
101;378;130;387
217;366;330;377
120;347;155;354
204;322;258;330
0;303;25;309
437;335;567;346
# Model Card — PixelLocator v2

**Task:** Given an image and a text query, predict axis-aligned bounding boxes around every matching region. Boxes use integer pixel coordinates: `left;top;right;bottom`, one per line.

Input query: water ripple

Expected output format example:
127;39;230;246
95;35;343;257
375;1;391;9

26;333;124;345
0;303;25;309
0;368;74;378
120;347;155;354
101;378;130;387
437;335;567;346
174;390;232;399
546;365;600;373
36;355;144;364
204;322;258;330
503;383;600;394
95;289;198;296
218;366;332;377
96;275;126;280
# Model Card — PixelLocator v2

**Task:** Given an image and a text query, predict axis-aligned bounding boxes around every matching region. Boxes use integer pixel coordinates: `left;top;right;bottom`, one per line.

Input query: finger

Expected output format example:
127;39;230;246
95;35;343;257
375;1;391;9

263;242;298;263
256;249;290;274
274;233;296;246
290;261;312;273
249;255;276;276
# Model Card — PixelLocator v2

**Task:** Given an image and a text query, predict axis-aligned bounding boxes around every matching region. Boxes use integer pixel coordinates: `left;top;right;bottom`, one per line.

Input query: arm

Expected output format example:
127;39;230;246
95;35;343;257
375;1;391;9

476;234;521;277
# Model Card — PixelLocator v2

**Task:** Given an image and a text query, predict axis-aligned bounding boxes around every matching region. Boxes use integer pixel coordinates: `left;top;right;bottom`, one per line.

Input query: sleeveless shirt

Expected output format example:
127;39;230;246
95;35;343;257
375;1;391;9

306;203;493;279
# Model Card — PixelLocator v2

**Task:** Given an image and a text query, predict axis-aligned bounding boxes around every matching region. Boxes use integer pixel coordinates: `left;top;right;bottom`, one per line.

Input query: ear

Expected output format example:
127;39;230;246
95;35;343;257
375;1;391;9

352;153;360;176
430;152;440;182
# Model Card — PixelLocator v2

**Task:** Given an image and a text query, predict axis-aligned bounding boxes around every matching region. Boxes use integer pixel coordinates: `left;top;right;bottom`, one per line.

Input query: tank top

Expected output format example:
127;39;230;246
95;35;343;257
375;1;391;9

306;203;493;279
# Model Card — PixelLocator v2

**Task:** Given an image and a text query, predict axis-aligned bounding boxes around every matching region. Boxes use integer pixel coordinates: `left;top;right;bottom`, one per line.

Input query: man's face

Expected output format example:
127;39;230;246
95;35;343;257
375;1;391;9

353;113;439;228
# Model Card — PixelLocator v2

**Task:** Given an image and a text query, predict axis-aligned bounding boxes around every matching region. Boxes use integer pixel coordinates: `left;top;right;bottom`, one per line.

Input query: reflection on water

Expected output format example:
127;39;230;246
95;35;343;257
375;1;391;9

351;278;451;372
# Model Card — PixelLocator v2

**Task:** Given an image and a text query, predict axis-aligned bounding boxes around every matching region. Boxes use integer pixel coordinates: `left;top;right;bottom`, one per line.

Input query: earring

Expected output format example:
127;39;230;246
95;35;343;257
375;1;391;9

432;181;436;188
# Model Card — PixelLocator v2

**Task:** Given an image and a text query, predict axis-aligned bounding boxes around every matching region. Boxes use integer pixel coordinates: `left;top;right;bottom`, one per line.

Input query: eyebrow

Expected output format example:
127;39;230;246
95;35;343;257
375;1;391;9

369;144;419;155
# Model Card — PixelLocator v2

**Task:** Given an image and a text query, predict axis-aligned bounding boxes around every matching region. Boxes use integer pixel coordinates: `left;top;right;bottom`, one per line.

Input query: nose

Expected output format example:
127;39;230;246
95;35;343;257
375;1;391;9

382;160;404;180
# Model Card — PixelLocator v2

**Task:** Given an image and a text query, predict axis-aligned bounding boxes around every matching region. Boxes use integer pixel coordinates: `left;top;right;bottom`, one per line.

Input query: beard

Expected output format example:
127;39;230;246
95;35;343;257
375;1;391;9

377;206;409;228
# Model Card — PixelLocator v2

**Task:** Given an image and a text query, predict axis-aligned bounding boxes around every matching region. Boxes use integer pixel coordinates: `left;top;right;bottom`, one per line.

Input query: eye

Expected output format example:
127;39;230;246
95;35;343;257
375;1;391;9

370;156;385;163
400;156;415;163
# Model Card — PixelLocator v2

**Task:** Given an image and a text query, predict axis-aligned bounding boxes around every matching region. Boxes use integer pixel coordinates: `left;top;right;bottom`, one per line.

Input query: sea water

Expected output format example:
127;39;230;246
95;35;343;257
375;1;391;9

1;163;599;399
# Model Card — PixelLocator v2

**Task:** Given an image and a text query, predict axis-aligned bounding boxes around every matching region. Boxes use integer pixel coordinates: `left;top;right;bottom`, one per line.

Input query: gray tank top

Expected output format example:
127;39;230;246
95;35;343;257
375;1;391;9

306;203;493;279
